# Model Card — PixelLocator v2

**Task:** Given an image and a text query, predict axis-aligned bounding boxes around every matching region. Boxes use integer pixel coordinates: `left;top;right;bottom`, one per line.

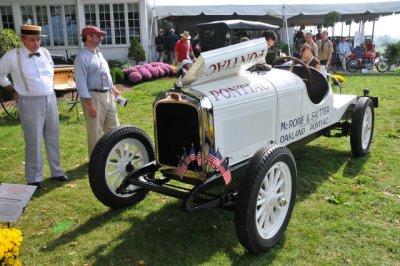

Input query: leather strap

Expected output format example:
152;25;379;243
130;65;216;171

16;47;29;91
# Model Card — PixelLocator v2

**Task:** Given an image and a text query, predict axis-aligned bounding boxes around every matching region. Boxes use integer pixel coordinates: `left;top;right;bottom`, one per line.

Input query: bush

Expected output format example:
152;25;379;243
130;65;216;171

0;29;22;58
384;41;400;65
107;59;124;69
110;67;125;84
128;38;146;63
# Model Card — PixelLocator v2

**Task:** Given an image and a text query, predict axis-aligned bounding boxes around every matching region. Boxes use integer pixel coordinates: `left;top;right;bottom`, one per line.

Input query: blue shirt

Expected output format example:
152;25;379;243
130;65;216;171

74;47;113;99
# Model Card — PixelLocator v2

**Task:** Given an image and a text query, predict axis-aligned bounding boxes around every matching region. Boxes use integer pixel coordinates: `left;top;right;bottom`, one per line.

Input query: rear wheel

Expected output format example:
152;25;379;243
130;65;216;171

235;145;296;254
89;126;155;208
376;59;390;73
350;97;374;157
346;59;358;73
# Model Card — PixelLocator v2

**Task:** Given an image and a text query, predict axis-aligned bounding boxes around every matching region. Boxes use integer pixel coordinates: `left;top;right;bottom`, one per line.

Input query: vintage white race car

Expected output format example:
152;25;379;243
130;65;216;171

88;38;377;253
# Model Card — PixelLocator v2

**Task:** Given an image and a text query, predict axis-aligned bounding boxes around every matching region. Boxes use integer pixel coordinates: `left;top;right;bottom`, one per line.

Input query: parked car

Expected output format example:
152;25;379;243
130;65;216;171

197;19;279;51
88;38;377;254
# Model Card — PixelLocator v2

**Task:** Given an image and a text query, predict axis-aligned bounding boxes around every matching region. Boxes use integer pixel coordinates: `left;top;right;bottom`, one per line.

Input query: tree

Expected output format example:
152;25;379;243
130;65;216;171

128;38;146;63
323;11;342;28
0;29;22;58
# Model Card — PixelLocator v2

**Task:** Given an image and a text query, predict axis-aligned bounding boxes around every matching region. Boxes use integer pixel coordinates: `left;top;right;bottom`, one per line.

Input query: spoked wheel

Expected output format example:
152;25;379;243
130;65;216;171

350;97;374;157
0;100;19;120
235;145;296;254
346;59;359;73
271;56;312;86
89;126;155;208
376;59;390;73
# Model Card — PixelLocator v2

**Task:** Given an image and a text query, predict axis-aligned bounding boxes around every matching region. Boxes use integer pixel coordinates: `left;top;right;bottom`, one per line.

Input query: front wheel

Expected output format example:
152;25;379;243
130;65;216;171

350;97;374;157
346;59;358;73
376;59;390;73
89;126;155;208
235;145;297;254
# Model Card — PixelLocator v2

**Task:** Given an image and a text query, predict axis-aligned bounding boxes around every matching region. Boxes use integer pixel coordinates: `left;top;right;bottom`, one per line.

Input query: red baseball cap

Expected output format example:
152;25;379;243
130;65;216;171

81;25;106;36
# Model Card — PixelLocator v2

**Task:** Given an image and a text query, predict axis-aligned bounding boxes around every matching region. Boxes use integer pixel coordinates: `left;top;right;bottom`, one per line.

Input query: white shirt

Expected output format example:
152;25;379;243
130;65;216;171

0;46;54;96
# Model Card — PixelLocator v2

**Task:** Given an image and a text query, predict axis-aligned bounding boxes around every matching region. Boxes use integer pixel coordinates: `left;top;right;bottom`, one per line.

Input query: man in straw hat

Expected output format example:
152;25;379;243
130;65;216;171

74;25;121;156
174;31;196;70
0;24;68;189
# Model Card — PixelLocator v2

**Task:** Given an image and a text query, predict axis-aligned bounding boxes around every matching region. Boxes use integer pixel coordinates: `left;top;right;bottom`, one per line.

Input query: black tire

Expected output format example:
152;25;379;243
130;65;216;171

89;126;155;208
350;97;374;157
346;59;358;73
376;59;390;73
235;145;297;254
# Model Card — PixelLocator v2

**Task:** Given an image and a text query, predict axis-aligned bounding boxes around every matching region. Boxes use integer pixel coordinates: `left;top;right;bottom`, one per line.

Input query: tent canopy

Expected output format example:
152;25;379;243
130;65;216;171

151;0;400;25
197;20;279;30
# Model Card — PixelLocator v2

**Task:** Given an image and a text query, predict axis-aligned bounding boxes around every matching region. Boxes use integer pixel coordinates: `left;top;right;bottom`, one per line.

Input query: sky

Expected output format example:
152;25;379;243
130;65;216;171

333;13;400;38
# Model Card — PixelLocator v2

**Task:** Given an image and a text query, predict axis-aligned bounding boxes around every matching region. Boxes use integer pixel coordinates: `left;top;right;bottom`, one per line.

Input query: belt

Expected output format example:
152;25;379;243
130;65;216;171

91;89;110;93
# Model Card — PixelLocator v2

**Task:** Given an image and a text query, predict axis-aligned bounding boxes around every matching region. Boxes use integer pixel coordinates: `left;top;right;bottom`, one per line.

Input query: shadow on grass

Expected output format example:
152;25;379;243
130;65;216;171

43;200;281;265
43;142;370;265
0;116;20;127
31;162;88;199
292;143;367;201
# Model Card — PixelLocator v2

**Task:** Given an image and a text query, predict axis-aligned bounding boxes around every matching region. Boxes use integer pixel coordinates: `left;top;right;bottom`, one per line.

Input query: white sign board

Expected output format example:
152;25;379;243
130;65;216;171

0;183;36;223
354;31;361;47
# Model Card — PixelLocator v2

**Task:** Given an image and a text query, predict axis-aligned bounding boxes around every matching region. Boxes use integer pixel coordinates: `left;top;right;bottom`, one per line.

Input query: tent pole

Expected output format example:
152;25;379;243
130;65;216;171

283;4;291;56
348;22;351;38
341;22;344;37
372;19;375;39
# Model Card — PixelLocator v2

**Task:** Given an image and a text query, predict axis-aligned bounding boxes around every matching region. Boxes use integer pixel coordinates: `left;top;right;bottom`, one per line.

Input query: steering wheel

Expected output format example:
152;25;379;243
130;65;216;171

271;56;312;86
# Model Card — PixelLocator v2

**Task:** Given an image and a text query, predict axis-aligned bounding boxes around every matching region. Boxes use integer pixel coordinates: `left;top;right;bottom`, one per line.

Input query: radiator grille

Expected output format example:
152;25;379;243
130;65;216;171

155;103;200;167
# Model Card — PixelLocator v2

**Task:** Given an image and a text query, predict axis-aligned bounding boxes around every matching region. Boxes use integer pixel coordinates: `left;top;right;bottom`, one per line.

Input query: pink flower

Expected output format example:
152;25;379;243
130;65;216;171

128;72;142;84
148;67;159;78
155;66;165;76
139;68;152;80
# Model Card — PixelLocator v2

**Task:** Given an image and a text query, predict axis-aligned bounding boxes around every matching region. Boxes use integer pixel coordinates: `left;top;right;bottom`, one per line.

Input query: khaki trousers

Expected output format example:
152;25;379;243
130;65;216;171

82;90;119;156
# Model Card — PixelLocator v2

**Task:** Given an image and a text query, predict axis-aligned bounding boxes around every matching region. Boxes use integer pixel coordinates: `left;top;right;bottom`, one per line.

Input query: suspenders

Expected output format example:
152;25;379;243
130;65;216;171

16;47;30;91
15;47;52;92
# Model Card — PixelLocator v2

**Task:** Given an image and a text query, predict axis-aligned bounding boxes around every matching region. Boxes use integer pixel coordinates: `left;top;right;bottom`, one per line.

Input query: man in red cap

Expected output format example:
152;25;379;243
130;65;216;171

74;25;121;156
0;24;68;188
174;31;196;70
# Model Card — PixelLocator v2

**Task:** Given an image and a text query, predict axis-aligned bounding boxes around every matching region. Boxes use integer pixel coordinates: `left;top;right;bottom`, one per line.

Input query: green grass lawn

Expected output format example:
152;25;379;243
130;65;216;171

0;74;399;265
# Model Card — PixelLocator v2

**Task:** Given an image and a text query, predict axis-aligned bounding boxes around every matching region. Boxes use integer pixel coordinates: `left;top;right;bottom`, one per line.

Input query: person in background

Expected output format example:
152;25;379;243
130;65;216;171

166;29;179;64
240;36;250;42
177;59;192;78
74;25;121;156
301;44;320;71
0;24;68;188
262;30;277;49
365;39;376;59
155;29;166;62
317;30;333;76
337;36;352;70
305;32;318;57
316;29;322;41
191;32;201;58
174;31;196;70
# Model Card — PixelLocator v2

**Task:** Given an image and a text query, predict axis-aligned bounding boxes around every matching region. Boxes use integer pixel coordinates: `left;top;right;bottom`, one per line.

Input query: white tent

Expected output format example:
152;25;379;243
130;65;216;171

149;0;400;56
151;0;400;23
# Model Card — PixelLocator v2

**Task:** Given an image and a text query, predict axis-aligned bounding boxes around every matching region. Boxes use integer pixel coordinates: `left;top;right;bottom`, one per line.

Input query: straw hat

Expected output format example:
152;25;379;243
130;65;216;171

20;25;47;37
180;31;191;39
